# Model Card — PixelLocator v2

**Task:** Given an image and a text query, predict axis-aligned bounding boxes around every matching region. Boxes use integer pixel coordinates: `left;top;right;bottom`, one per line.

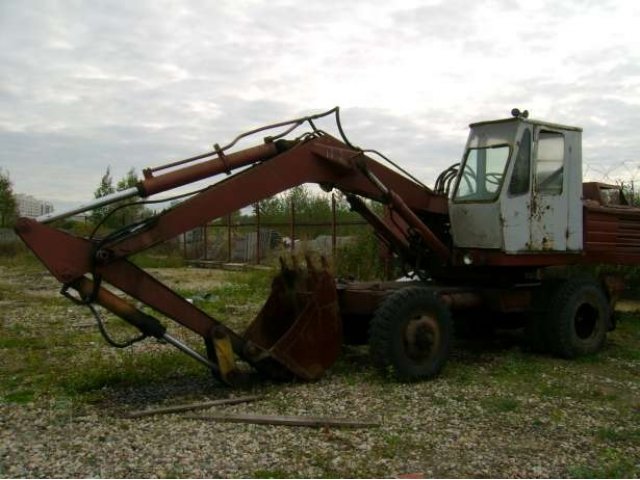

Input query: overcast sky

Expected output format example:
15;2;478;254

1;0;639;210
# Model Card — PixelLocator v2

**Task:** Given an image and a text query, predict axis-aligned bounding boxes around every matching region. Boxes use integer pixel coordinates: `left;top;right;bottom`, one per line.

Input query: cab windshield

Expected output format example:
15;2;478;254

453;144;510;202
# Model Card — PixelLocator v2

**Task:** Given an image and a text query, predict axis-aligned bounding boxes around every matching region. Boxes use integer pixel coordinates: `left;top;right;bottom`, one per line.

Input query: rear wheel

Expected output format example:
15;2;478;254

369;287;452;381
546;278;610;358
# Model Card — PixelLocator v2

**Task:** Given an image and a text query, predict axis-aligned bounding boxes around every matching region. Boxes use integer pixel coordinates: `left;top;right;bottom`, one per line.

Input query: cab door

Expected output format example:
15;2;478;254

500;126;533;253
529;128;568;251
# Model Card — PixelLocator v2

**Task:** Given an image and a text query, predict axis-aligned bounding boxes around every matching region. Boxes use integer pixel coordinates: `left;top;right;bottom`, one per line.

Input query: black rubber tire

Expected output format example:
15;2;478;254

369;287;452;381
546;278;609;358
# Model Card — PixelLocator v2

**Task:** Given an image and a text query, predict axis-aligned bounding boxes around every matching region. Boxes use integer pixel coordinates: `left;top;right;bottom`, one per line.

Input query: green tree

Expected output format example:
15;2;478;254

90;167;149;230
114;167;148;225
259;194;286;219
254;185;369;237
619;180;640;207
89;167;116;226
116;167;138;191
0;169;18;227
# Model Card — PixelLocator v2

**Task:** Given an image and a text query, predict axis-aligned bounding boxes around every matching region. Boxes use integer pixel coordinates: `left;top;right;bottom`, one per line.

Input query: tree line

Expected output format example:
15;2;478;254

0;169;17;228
90;170;370;237
238;185;369;235
0;165;375;233
0;167;153;231
89;167;152;230
6;163;640;236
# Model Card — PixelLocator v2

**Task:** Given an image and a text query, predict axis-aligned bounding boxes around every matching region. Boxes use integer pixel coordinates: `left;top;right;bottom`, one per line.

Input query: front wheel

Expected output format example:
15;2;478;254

369;287;452;381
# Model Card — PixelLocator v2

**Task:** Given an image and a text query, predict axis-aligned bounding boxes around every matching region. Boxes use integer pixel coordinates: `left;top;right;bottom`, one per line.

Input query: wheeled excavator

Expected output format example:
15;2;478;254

15;107;638;385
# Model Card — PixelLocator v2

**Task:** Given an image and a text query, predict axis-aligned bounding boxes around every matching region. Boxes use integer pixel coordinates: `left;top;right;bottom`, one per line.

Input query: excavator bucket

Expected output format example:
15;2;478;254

243;257;342;380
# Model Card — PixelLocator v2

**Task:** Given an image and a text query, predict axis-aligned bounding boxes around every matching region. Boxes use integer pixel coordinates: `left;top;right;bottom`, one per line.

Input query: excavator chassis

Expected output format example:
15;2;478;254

15;108;635;386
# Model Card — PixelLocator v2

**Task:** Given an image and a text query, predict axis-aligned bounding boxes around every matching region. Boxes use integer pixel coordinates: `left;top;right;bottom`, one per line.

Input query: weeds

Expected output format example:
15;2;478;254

334;231;388;281
1;259;639;478
568;447;639;478
130;251;186;269
60;349;191;395
3;390;35;404
0;242;39;268
253;469;291;479
480;396;520;413
595;427;640;443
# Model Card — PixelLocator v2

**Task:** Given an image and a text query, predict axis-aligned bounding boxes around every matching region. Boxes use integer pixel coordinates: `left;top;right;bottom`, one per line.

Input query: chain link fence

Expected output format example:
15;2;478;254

0;228;17;244
584;160;640;203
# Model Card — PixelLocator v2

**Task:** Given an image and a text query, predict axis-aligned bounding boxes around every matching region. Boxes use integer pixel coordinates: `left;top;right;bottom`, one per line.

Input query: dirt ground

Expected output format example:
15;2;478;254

1;263;639;478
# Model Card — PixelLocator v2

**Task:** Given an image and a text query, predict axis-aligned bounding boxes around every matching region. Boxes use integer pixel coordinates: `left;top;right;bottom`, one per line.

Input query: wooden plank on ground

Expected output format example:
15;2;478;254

125;395;261;419
184;412;380;428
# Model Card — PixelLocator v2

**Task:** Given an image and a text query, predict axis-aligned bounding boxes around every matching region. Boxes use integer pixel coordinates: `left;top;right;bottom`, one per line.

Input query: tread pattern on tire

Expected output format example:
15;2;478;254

369;287;452;381
546;277;609;359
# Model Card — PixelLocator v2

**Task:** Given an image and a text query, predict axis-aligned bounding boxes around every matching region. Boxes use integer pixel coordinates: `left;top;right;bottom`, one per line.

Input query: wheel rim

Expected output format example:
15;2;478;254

403;312;440;362
574;303;598;339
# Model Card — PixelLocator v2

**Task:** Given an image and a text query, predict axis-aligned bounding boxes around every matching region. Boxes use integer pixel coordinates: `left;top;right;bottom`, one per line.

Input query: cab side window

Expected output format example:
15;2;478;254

508;129;531;196
535;131;564;195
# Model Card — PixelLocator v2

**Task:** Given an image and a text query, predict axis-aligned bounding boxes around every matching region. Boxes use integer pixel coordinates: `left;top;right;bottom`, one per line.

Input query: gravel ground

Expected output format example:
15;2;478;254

2;373;638;478
1;265;639;478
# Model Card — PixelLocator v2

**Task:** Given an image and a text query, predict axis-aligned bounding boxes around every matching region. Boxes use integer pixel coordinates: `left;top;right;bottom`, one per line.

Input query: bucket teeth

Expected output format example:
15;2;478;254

243;254;340;381
277;255;332;279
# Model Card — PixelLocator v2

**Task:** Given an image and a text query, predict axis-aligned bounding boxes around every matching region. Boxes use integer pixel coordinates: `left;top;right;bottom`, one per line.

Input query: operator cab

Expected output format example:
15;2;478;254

449;109;583;255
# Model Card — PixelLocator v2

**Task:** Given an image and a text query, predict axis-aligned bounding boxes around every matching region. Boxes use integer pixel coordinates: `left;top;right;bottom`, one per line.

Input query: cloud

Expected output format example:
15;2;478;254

0;0;639;209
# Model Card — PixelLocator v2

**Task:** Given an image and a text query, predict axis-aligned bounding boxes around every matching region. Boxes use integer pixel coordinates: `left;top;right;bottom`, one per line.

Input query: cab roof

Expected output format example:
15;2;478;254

469;116;582;132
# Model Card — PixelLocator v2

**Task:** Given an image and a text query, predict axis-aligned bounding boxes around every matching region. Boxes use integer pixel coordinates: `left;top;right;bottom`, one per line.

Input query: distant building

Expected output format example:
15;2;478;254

16;194;54;218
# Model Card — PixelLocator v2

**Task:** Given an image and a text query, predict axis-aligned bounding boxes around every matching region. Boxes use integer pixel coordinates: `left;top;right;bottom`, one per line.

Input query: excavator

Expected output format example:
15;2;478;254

15;107;639;385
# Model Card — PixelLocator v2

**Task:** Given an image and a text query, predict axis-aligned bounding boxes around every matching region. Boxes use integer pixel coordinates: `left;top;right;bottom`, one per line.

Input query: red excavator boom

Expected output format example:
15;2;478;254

16;108;450;385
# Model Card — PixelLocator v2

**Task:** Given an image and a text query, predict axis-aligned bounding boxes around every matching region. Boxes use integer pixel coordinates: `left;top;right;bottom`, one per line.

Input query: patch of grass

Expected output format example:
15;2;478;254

334;231;387;281
480;396;520;413
0;265;270;404
177;269;274;331
536;378;574;399
490;352;544;380
535;373;623;404
308;453;344;479
60;348;204;396
429;395;448;407
228;268;274;292
445;362;478;386
573;352;605;364
2;262;640;478
131;251;186;268
0;307;209;402
180;269;272;305
253;469;291;479
612;312;640;338
0;335;48;349
586;386;619;401
0;245;40;268
613;346;640;361
380;433;404;458
607;312;640;362
2;389;36;404
568;448;639;478
595;427;640;443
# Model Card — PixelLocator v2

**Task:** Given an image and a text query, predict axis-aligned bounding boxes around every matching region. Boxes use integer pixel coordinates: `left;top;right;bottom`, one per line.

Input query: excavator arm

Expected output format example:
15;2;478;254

16;110;450;385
